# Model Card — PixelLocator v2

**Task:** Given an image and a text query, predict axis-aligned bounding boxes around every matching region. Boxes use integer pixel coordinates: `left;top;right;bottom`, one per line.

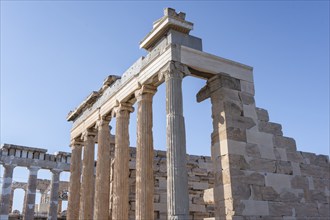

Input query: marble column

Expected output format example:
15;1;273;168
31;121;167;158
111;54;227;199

57;199;62;216
93;116;111;220
22;188;27;216
79;129;96;220
23;166;40;220
112;103;133;220
9;188;14;214
161;62;189;220
47;169;62;220
67;139;83;220
0;164;16;220
135;85;157;220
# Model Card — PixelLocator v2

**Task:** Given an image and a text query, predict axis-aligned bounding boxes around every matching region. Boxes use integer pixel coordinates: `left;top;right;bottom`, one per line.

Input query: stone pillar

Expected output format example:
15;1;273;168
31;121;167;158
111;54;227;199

112;103;134;220
67;139;83;220
57;199;62;216
93;116;111;220
79;129;96;220
9;188;14;214
197;73;256;219
23;166;40;220
0;164;16;220
47;169;62;220
22;188;27;215
135;85;157;220
160;61;189;220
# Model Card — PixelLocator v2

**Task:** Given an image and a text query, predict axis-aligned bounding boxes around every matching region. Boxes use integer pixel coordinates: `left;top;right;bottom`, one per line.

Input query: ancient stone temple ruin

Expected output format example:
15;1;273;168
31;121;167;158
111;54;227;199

0;144;70;220
1;7;329;220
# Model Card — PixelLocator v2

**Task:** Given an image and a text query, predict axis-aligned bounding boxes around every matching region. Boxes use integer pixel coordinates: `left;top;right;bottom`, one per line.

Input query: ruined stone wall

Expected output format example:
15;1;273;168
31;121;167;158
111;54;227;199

109;148;215;220
109;121;329;220
210;104;330;219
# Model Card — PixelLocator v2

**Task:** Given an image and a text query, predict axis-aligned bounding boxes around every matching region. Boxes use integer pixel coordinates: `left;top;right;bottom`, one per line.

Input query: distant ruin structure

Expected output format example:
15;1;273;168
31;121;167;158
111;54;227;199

0;144;70;220
1;7;329;220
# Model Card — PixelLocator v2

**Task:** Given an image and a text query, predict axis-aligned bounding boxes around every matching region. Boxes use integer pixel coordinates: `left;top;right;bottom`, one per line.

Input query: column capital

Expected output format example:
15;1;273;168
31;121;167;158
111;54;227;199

50;168;63;175
82;128;97;141
96;115;111;129
2;163;17;170
135;85;157;101
70;138;84;148
158;61;190;81
28;166;40;174
113;102;134;117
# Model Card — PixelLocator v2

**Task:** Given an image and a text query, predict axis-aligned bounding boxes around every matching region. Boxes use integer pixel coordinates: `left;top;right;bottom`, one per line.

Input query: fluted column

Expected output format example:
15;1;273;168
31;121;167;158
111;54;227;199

23;166;40;220
79;129;96;220
47;169;62;220
67;139;83;220
160;61;189;219
112;103;134;220
93;116;111;220
135;85;157;220
0;164;16;220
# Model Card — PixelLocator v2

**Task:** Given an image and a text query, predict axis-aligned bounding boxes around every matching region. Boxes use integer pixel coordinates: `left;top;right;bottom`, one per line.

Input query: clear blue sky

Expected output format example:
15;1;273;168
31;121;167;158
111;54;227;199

1;1;329;212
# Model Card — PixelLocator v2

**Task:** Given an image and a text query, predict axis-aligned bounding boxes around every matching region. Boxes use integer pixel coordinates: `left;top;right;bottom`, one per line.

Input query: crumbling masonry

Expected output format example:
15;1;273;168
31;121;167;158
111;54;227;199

1;8;329;220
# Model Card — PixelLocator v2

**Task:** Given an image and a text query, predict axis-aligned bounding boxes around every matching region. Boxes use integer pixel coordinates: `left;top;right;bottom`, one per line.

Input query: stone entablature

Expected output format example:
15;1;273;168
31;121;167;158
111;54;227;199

0;144;71;167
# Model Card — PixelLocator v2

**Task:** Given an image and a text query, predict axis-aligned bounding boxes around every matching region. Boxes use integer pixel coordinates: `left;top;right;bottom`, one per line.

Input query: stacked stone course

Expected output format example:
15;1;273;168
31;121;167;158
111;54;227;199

202;102;329;219
109;147;215;220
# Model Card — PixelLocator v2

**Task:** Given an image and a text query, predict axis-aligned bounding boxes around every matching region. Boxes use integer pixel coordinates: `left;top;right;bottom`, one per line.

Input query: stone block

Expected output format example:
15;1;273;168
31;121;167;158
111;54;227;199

203;188;214;204
249;158;276;173
313;177;330;191
190;204;206;212
275;161;293;175
241;200;269;216
192;196;204;205
192;167;208;176
265;173;291;193
154;202;166;211
231;182;251;200
259;145;276;160
221;154;249;170
239;92;255;105
220;127;247;142
318;203;330;216
302;152;329;167
310;190;328;203
256;108;269;122
291;162;301;175
286;152;304;164
268;202;293;216
246;143;261;158
291;176;309;189
295;202;318;217
273;136;296;152
220;139;247;156
300;164;329;179
192;182;209;190
247;130;274;148
261;186;279;201
279;190;301;202
258;121;283;136
15;150;21;157
240;80;255;95
243;104;258;123
274;147;287;161
243;172;266;186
